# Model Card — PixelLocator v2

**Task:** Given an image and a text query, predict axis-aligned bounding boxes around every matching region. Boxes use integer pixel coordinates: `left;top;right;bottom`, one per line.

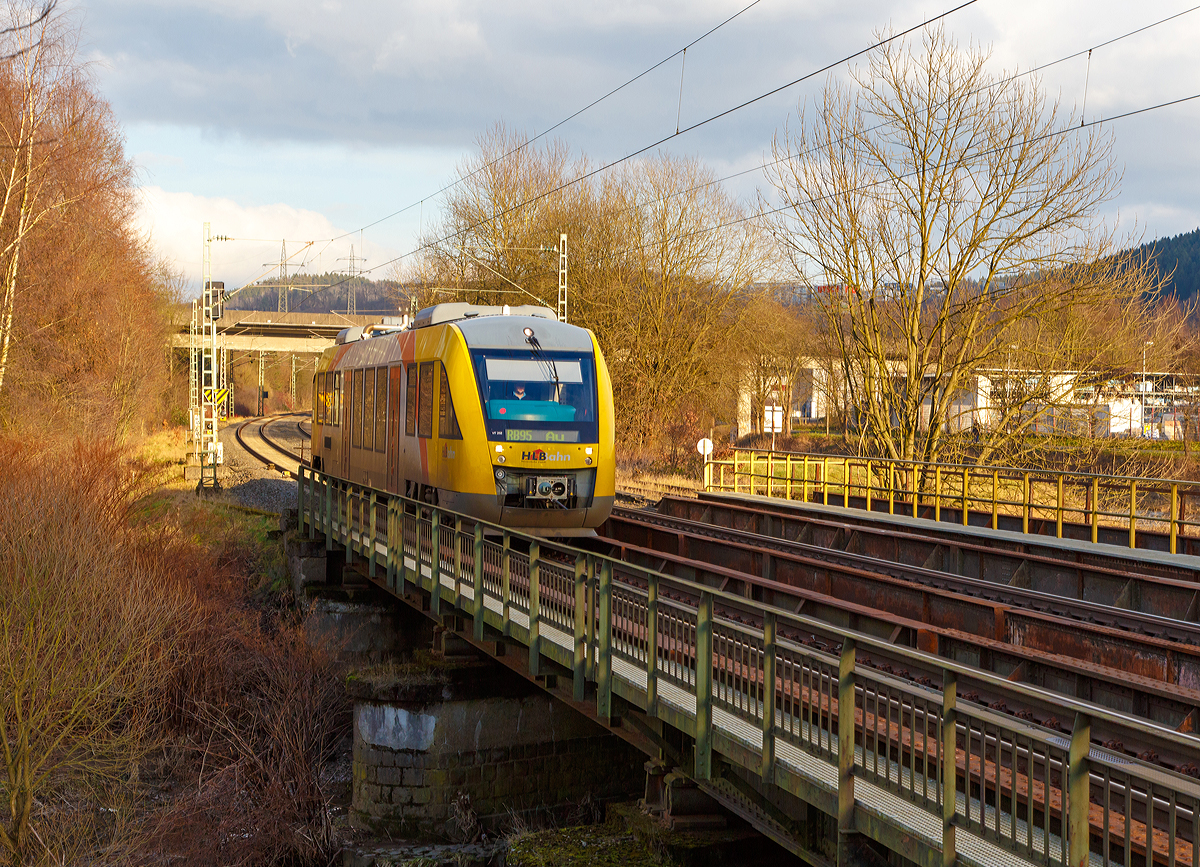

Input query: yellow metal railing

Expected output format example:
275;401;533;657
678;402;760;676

703;449;1200;554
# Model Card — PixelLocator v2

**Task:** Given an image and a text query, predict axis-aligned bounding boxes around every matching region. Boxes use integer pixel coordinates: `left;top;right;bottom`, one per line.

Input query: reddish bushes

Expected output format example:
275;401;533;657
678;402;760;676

0;439;349;866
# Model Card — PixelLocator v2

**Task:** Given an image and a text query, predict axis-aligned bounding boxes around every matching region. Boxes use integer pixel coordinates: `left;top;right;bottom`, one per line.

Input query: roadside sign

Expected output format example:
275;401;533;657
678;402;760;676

204;387;228;405
765;405;784;434
696;437;714;456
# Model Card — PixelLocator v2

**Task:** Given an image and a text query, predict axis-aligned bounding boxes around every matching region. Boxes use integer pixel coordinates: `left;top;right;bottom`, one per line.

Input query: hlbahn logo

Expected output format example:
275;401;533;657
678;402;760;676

522;449;569;462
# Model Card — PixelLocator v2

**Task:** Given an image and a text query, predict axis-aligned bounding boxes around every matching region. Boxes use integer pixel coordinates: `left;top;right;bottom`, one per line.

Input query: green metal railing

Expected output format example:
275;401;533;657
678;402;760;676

705;450;1200;554
299;466;1200;867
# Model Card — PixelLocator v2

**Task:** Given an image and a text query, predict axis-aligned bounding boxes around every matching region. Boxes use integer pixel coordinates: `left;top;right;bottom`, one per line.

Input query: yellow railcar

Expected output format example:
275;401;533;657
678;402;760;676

310;303;615;535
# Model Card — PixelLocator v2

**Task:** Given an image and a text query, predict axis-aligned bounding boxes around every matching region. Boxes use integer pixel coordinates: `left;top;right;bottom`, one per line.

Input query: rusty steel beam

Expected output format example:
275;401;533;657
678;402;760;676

672;493;1200;615
625;504;1200;646
600;512;1200;734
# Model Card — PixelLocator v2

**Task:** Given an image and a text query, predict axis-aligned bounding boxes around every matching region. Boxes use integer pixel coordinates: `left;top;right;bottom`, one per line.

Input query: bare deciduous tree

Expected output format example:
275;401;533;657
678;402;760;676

764;27;1166;467
423;126;770;455
0;1;92;397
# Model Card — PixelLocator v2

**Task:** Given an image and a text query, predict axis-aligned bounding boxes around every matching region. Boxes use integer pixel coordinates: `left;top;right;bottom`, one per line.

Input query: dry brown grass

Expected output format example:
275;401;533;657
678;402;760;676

0;439;198;864
0;438;349;866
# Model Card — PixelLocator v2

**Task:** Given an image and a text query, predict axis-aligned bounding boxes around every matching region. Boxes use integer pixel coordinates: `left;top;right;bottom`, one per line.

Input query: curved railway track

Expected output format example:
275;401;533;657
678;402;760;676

234;413;308;478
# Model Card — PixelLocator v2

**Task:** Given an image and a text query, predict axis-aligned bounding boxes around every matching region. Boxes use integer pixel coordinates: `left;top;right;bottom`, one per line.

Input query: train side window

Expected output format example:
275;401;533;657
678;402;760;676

364;368;376;451
405;363;418;436
336;372;342;426
319;373;327;424
417;361;434;438
375;367;388;452
352;369;363;448
438;363;461;440
388;366;402;451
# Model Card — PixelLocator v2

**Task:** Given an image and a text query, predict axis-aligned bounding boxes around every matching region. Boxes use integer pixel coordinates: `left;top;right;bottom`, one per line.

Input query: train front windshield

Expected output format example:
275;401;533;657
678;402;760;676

471;349;599;444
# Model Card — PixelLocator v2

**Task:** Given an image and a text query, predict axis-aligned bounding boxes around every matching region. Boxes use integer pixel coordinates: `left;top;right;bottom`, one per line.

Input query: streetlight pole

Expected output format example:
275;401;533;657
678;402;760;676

1143;340;1154;438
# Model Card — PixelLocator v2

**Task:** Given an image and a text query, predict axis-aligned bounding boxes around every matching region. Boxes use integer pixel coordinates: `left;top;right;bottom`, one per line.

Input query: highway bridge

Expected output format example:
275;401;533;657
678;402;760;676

170;309;382;354
283;453;1200;867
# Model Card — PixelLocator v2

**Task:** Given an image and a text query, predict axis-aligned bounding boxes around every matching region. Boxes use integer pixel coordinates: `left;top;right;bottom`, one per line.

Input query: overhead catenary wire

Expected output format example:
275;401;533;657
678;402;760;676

629;90;1200;266
292;2;1200;312
576;2;1200;240
293;0;982;311
323;0;766;245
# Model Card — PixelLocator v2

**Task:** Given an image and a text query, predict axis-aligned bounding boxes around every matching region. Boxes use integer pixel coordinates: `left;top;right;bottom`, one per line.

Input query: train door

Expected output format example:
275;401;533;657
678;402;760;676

387;365;403;492
341;371;351;478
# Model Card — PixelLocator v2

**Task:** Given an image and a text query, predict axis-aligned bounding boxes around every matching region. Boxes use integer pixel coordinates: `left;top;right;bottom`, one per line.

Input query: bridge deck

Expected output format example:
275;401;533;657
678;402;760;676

300;468;1200;867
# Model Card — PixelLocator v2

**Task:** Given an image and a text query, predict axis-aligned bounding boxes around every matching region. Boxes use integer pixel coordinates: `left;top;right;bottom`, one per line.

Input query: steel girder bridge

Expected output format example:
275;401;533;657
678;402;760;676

298;466;1200;867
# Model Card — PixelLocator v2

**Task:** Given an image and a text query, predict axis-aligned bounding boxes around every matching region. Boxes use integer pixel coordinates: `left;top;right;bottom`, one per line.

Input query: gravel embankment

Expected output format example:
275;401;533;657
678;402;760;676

217;422;298;514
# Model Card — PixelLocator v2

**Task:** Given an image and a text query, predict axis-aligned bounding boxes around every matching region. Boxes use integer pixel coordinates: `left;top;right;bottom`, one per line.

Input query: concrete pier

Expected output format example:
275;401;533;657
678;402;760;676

348;658;643;839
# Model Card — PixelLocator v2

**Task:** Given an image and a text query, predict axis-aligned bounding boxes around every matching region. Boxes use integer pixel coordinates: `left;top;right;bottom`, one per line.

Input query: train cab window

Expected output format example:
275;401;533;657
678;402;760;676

375;367;388;452
438;363;461;440
352;369;363;448
363;368;376;451
417;361;435;438
471;349;599;444
405;363;418;436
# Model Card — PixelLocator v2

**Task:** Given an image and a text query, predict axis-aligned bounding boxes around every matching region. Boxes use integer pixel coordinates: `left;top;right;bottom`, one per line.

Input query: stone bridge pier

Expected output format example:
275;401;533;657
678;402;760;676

347;653;644;838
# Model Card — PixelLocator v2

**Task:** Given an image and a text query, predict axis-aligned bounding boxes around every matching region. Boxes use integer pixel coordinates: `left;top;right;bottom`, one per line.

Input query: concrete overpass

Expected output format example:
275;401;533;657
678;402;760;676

171;309;385;354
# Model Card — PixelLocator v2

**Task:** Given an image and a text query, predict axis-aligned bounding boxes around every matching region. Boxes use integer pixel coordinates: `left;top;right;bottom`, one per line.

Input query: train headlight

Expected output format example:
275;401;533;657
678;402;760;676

496;455;506;464
585;457;593;465
538;480;553;496
495;468;506;481
551;481;566;497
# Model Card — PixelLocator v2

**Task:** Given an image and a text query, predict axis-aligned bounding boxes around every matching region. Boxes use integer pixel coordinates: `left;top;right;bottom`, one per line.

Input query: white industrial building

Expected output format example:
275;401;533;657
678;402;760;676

739;362;1200;440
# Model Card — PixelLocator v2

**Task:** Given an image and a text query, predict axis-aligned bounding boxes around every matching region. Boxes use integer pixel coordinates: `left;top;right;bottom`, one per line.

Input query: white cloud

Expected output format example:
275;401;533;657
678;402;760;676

134;185;400;297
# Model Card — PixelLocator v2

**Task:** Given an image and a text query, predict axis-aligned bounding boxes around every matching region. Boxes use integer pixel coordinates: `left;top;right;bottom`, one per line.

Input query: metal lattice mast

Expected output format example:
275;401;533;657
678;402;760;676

257;351;266;417
276;240;289;313
226;343;235;419
339;245;363;316
290;353;296;405
219;340;228;418
199;223;221;491
189;299;199;463
558;233;567;323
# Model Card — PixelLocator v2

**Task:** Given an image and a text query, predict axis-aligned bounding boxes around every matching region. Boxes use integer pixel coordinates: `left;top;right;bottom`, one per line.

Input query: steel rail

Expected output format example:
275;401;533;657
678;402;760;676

234;413;307;478
631;500;1200;642
693;489;1200;587
299;466;1200;867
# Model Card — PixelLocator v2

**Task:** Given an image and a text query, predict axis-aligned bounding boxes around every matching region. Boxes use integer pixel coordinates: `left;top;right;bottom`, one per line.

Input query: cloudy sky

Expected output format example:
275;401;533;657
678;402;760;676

69;0;1200;297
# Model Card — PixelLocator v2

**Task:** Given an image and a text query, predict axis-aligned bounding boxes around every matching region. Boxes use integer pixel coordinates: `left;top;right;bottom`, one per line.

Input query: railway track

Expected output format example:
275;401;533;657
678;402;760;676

616;502;1200;643
616;478;700;502
234;413;308;478
696;490;1200;585
597;504;1200;750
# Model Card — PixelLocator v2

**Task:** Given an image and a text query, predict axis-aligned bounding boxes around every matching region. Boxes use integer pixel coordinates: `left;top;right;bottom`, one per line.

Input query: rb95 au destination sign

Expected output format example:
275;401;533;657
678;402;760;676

504;429;581;443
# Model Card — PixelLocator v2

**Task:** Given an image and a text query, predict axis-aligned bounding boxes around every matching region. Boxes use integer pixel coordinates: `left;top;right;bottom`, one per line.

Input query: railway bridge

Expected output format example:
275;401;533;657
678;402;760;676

277;440;1200;867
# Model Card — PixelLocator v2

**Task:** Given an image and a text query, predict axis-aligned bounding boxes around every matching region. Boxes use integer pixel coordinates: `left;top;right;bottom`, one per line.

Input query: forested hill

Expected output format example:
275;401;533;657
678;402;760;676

1129;227;1200;304
227;272;408;315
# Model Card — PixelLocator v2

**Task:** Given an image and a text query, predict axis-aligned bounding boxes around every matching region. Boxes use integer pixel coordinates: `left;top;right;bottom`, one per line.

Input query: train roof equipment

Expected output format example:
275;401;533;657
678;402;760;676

336;303;565;346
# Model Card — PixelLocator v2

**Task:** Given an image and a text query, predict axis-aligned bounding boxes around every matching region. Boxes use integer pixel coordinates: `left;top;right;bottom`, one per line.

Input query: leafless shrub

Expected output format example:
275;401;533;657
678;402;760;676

0;439;198;865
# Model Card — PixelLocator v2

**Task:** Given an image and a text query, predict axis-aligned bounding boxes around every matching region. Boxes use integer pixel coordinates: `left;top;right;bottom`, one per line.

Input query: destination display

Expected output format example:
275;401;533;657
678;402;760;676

504;428;581;443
